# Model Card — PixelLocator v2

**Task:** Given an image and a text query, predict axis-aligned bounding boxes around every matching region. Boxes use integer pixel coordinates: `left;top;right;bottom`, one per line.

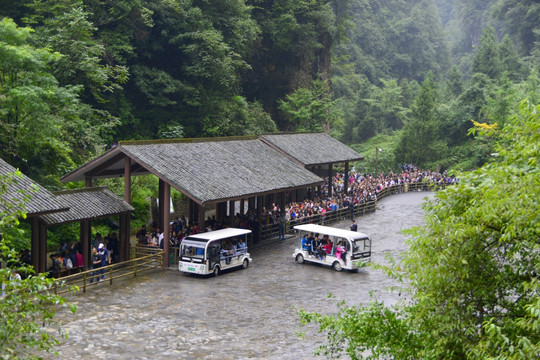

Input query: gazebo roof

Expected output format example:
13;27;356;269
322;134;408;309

0;158;68;217
39;187;134;226
61;137;324;205
259;132;363;166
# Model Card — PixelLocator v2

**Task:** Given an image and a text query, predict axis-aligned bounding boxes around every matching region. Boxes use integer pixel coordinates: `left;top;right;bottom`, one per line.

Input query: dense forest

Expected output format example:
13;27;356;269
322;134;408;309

0;0;539;186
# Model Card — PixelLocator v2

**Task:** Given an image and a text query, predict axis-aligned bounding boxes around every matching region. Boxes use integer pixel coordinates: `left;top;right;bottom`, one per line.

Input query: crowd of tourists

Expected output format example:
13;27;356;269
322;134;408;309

135;165;456;244
260;164;456;227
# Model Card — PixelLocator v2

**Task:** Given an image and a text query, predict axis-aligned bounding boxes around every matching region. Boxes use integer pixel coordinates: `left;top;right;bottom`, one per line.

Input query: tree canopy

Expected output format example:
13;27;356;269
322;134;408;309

298;99;540;359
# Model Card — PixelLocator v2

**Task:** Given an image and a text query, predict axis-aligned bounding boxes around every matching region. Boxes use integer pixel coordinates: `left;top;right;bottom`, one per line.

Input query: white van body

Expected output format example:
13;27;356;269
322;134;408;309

293;224;371;272
178;228;252;276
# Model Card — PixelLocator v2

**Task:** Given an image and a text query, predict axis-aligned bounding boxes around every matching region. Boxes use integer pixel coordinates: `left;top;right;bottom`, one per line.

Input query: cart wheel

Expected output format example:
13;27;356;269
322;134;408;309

332;261;343;272
242;258;249;269
296;254;304;264
213;265;220;277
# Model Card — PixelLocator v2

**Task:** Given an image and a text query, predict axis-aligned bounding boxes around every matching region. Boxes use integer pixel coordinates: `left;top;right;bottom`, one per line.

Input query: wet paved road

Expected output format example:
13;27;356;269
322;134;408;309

53;192;430;359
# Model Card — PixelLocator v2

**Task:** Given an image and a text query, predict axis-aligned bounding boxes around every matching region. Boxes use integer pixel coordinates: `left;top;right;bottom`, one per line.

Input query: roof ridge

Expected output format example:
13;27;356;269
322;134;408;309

52;186;108;195
120;135;258;146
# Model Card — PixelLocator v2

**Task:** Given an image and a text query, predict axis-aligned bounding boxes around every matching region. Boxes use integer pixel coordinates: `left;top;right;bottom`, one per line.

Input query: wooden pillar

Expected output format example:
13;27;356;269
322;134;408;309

85;176;92;188
198;204;204;229
229;200;235;226
188;199;194;225
124;157;131;204
240;198;245;215
39;222;47;273
158;179;165;227
328;163;334;198
162;182;170;268
80;220;90;270
344;161;349;195
248;197;255;211
256;196;263;221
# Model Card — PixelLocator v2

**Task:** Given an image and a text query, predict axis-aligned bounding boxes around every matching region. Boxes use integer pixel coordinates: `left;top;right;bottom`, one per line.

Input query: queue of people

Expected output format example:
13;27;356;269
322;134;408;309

262;165;455;228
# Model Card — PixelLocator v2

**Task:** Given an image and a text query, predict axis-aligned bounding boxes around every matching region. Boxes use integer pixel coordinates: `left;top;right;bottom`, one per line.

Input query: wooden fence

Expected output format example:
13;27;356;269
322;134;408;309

51;250;163;296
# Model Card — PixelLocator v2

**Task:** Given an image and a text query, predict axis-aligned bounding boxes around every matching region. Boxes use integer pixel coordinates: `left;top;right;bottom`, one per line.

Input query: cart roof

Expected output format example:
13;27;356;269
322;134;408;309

293;224;369;240
183;228;252;242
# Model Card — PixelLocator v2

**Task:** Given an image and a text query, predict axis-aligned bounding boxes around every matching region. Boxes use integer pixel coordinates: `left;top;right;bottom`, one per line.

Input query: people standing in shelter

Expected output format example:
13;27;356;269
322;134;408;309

90;247;101;283
158;228;165;249
97;243;110;281
93;233;103;249
75;249;84;271
136;225;148;244
108;232;119;263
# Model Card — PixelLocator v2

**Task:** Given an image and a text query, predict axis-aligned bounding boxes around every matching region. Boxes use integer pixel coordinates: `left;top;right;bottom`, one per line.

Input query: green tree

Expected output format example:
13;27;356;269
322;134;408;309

493;0;540;57
394;72;446;168
278;78;339;132
471;26;501;80
0;170;76;358
363;78;407;132
298;100;540;359
0;18;114;186
23;0;129;102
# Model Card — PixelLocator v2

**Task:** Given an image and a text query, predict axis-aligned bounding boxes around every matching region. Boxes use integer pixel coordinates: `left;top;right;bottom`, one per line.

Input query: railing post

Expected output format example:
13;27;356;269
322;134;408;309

83;272;87;293
109;266;113;285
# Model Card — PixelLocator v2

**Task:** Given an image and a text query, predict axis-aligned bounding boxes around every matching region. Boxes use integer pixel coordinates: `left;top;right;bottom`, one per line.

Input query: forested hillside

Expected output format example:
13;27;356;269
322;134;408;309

0;0;539;186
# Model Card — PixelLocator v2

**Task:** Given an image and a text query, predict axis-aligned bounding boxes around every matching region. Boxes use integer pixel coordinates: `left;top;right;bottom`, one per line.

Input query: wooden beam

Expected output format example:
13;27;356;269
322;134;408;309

162;182;170;268
124;157;131;204
80;220;90;271
39;222;47;273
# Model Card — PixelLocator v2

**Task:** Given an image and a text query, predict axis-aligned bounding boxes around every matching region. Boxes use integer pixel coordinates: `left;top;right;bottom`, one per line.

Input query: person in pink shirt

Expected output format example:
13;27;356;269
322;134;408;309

75;249;84;270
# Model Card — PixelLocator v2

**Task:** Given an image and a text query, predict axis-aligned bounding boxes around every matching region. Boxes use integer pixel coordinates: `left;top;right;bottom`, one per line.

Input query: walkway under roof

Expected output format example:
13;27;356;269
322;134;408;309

259;132;363;167
61;136;324;206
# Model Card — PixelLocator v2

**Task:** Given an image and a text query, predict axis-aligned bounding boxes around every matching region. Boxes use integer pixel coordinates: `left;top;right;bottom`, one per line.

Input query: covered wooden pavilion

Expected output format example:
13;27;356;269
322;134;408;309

259;133;364;197
60;136;325;267
1;158;134;274
38;187;134;272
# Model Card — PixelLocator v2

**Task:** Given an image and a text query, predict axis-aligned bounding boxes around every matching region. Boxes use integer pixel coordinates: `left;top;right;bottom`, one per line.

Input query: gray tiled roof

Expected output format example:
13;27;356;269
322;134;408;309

0;158;68;216
260;133;363;166
40;187;134;226
120;138;323;204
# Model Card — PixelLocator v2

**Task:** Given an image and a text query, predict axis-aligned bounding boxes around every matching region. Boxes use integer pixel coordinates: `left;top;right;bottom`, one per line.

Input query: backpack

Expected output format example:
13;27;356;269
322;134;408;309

65;257;73;269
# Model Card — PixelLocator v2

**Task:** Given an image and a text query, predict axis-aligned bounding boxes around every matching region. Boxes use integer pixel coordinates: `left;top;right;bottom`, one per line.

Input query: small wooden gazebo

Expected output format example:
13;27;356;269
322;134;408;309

38;187;134;272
